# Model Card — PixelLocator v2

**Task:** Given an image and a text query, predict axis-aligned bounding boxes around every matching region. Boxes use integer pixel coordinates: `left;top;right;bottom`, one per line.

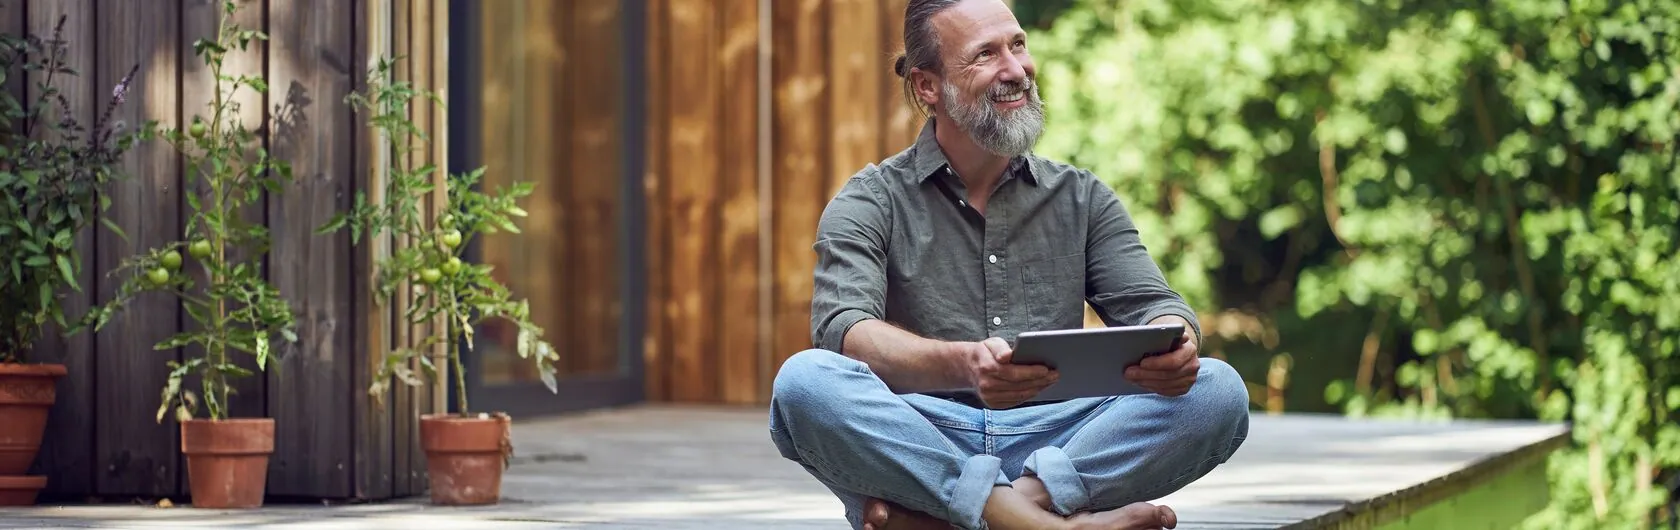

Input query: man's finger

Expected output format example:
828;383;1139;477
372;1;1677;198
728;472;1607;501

1138;348;1193;371
1125;366;1184;382
992;363;1053;383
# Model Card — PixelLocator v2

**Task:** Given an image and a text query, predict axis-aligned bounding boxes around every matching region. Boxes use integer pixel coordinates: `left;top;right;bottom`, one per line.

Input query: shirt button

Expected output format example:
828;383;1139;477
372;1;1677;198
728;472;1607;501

992;317;1002;326
988;255;998;264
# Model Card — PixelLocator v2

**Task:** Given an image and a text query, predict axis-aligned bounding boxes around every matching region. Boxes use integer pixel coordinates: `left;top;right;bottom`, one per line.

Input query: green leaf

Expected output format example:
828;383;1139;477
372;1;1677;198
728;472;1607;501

255;335;269;370
100;217;128;241
217;363;254;379
55;255;78;291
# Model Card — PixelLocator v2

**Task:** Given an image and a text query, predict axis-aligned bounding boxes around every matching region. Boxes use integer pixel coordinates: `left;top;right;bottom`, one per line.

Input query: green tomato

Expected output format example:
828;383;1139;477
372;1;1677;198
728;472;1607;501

146;267;170;286
440;229;462;249
418;268;442;285
439;214;455;228
440;257;462;275
160;250;183;270
188;240;212;260
189;119;207;139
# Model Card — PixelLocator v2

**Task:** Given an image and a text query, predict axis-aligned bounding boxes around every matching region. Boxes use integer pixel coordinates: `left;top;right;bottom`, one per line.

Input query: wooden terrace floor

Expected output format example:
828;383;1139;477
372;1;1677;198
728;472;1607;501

0;404;1570;529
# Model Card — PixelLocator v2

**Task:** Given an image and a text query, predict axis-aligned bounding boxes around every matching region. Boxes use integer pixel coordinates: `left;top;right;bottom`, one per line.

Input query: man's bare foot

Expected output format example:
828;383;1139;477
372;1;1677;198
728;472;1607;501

862;497;953;530
1066;502;1177;530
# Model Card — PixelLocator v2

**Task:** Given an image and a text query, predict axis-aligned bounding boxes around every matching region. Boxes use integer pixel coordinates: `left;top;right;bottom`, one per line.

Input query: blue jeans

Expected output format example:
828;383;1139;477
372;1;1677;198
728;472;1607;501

768;349;1250;530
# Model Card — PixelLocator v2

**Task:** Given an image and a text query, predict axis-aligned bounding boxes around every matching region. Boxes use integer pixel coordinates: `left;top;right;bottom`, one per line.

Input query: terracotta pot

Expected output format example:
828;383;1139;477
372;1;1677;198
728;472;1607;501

0;363;66;476
180;418;274;509
419;413;512;505
0;475;46;506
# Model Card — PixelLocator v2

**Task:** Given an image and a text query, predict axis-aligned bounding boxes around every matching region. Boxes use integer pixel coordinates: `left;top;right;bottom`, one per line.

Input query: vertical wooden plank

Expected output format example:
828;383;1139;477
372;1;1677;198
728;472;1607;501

427;0;447;419
94;0;181;499
716;0;760;404
352;0;396;501
520;0;566;383
475;0;506;382
667;0;719;402
0;1;21;102
568;1;623;377
771;0;827;370
641;0;671;402
404;0;432;494
387;0;417;496
26;0;100;499
180;0;268;435
879;0;921;154
267;0;356;498
828;0;881;197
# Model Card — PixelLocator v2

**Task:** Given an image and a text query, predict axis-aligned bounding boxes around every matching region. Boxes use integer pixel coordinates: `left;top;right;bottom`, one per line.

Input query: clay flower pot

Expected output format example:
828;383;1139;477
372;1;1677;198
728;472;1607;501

0;363;67;477
0;476;46;506
180;418;274;509
419;413;512;505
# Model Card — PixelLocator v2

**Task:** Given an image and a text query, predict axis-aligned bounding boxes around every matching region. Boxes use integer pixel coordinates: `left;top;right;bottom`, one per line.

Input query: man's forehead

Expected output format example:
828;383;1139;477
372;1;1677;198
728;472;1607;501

931;0;1024;52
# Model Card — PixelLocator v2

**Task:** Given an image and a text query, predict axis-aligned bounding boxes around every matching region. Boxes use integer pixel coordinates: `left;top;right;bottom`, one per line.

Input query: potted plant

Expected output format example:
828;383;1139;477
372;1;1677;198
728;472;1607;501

81;3;294;509
319;56;557;506
0;17;144;505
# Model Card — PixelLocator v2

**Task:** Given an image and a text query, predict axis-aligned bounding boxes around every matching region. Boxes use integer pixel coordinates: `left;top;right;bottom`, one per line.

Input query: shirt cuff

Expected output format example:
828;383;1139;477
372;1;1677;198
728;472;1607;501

818;309;875;354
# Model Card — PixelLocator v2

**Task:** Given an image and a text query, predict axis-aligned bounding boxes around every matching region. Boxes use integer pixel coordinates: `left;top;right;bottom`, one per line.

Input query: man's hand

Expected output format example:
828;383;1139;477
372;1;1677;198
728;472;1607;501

965;337;1058;409
1125;325;1200;397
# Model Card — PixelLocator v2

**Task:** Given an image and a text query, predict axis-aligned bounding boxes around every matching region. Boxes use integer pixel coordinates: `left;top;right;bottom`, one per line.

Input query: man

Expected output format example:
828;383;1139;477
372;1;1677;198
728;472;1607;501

767;1;1250;529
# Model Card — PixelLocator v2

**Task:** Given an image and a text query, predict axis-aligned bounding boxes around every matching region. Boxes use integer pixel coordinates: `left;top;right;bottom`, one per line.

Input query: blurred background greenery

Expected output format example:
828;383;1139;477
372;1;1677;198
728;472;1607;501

1013;0;1678;527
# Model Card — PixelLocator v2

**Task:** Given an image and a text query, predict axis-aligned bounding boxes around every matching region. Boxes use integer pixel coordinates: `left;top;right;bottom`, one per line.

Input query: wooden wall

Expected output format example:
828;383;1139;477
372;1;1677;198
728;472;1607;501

641;0;924;405
12;0;438;502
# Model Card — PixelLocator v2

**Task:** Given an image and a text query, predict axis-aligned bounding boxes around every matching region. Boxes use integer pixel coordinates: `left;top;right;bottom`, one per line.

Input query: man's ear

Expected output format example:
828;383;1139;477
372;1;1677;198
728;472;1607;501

910;68;941;112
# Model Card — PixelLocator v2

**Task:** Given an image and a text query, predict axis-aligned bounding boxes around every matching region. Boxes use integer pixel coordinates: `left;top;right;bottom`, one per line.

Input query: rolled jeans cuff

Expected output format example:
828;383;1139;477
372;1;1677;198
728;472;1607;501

1023;446;1089;516
949;454;1009;530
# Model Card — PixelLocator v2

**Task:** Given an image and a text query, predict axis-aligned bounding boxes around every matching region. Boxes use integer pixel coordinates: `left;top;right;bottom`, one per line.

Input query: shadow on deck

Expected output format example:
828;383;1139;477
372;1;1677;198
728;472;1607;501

0;405;1570;529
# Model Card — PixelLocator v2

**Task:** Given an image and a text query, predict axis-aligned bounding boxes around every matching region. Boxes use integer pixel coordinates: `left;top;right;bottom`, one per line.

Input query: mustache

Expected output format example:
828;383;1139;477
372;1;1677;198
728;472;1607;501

988;77;1035;98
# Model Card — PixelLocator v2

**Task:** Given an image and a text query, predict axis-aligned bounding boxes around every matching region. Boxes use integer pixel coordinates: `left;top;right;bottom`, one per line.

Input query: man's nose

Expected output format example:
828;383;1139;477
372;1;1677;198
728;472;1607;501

998;51;1029;83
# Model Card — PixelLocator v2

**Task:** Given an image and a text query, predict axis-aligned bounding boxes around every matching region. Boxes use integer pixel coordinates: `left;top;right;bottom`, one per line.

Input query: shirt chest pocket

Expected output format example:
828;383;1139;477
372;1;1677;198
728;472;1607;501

1021;253;1085;307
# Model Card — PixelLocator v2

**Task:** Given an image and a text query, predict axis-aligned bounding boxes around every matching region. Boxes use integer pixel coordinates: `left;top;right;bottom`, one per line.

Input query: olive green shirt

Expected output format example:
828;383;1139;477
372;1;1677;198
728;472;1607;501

810;119;1202;368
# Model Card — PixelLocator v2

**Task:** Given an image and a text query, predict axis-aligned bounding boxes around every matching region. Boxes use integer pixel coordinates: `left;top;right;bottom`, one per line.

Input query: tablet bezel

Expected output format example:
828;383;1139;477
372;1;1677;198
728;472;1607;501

1010;323;1186;402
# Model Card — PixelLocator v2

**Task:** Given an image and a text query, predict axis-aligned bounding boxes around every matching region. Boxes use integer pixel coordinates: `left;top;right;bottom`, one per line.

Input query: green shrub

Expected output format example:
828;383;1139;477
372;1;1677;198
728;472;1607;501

1025;0;1678;527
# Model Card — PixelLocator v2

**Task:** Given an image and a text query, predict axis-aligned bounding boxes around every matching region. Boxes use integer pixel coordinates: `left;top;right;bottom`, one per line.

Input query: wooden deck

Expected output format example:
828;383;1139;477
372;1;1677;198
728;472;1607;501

0;404;1570;529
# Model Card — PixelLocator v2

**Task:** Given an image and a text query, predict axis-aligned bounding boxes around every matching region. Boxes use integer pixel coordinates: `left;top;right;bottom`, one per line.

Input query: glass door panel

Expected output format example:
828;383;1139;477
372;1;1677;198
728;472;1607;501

451;0;644;415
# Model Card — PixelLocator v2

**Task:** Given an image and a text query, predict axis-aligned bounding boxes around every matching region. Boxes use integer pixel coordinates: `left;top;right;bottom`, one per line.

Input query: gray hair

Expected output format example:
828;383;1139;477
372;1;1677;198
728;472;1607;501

892;0;963;117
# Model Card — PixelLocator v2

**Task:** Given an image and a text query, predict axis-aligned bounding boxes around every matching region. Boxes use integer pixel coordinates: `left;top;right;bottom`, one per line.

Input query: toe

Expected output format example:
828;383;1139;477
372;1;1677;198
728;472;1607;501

864;498;891;528
1157;505;1177;528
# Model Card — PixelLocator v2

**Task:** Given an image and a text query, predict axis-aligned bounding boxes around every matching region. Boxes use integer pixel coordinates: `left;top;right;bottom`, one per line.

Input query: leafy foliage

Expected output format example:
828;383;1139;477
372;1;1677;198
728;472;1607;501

0;16;146;363
1024;0;1678;526
83;2;295;423
320;56;557;416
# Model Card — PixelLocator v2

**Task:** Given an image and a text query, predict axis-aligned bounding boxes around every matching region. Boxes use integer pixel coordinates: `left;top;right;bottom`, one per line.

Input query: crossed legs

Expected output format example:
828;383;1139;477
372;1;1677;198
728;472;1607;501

768;349;1249;530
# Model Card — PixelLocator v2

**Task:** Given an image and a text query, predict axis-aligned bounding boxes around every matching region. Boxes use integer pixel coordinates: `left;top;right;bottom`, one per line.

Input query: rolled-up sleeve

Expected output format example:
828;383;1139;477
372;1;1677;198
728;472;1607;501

810;174;893;354
1083;176;1203;348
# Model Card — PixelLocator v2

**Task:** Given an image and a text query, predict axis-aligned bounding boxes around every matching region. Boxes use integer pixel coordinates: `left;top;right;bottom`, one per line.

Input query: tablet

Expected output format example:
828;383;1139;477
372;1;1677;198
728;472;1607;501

1010;323;1185;401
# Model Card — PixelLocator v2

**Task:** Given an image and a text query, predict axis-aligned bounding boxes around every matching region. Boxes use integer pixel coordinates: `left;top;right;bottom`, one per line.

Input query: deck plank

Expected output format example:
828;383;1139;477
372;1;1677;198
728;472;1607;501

0;405;1569;529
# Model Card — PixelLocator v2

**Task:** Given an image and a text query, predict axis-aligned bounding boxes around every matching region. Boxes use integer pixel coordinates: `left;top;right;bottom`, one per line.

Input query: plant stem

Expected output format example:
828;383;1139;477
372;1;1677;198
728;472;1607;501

206;12;230;421
452;323;468;416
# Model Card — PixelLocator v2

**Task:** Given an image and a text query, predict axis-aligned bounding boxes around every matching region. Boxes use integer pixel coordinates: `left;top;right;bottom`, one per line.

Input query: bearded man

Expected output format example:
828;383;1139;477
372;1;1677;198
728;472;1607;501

766;1;1251;529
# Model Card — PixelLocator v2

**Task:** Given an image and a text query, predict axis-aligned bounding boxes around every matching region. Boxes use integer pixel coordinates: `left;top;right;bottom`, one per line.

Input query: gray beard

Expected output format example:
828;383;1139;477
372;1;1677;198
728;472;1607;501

941;77;1045;158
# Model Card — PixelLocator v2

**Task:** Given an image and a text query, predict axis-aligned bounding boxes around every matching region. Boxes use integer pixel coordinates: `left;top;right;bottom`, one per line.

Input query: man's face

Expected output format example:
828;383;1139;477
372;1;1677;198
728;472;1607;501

930;0;1044;157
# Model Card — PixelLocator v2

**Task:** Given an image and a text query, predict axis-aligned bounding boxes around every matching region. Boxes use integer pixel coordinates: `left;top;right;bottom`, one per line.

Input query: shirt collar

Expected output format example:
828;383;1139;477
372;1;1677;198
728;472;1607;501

909;117;1038;186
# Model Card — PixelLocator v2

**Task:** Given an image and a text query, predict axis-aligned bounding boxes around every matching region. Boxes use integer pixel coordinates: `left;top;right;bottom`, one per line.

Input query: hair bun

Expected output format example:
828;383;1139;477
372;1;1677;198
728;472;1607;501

893;55;907;77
